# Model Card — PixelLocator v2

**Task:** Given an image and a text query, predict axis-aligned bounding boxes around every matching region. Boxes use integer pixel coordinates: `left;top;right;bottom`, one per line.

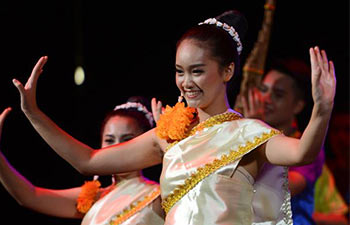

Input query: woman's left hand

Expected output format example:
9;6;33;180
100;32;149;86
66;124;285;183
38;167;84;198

151;98;163;123
309;47;336;114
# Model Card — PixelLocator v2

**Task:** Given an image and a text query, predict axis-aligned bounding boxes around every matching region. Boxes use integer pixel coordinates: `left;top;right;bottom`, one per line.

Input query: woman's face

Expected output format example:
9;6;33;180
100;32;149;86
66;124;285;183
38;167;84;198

175;39;229;111
101;115;144;148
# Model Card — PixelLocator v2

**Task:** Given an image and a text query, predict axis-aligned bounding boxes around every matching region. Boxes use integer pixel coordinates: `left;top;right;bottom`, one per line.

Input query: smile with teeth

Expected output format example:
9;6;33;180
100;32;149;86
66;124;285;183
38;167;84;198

185;90;201;98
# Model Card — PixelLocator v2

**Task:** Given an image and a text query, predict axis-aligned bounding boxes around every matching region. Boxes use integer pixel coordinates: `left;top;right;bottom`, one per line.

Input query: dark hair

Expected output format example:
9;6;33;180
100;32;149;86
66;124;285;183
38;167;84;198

176;10;248;106
265;58;311;102
100;96;154;139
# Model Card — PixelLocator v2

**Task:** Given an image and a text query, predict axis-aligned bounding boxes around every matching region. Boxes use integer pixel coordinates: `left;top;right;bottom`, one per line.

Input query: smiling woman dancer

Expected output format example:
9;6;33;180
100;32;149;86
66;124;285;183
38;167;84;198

0;97;164;225
12;10;336;224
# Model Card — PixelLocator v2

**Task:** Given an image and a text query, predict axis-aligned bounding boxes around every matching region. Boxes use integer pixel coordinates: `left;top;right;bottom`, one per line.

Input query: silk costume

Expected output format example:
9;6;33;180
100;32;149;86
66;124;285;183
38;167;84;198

160;112;293;225
81;176;164;225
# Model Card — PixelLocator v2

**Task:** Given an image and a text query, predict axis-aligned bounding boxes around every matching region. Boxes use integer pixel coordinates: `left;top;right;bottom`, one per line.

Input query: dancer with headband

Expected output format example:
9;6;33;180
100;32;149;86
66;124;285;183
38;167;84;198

0;97;164;225
12;10;336;224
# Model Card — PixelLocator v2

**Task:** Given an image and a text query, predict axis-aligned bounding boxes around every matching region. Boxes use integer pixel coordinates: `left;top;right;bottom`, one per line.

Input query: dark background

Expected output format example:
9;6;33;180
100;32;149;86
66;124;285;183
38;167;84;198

0;0;348;223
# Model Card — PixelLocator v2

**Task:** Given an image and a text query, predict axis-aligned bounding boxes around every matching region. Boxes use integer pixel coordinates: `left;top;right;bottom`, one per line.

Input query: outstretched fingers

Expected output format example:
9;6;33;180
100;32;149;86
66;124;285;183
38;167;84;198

12;56;48;113
329;61;336;79
309;46;337;108
151;97;163;123
26;56;48;89
12;78;25;94
321;49;329;72
315;47;324;67
310;47;321;81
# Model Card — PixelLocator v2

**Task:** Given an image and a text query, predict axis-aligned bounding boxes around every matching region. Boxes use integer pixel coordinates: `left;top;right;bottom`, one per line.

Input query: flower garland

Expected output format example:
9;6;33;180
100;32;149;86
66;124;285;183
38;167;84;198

76;180;101;214
155;102;197;142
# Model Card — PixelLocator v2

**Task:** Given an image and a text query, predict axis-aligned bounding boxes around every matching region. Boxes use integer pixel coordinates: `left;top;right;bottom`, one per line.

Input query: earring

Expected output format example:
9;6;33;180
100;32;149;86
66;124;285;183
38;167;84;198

178;92;184;102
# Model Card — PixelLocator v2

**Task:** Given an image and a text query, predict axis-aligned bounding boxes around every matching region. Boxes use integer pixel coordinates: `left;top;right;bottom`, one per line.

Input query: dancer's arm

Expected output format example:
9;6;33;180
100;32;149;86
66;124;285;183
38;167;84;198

12;57;163;175
262;47;336;166
0;108;83;218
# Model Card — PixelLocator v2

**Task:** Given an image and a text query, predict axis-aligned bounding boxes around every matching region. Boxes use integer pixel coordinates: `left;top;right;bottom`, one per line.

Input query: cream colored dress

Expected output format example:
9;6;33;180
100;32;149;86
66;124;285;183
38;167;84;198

160;113;292;225
81;176;164;225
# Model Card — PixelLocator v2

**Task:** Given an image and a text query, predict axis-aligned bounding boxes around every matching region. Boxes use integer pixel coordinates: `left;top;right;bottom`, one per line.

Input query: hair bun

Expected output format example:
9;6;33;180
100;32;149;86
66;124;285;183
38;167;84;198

215;10;248;41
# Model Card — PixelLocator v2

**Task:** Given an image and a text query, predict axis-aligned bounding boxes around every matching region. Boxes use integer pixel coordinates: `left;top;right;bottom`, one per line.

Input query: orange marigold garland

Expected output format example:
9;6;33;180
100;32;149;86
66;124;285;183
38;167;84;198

156;102;197;142
76;180;101;214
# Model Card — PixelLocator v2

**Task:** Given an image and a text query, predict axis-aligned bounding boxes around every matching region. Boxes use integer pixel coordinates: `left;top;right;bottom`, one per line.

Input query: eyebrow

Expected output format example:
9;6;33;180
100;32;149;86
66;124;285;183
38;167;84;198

175;63;206;69
120;133;135;138
104;134;115;138
273;87;286;93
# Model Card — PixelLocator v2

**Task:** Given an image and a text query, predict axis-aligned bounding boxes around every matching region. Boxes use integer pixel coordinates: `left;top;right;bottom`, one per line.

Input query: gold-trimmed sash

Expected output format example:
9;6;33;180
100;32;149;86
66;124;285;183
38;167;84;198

110;187;161;225
161;129;280;214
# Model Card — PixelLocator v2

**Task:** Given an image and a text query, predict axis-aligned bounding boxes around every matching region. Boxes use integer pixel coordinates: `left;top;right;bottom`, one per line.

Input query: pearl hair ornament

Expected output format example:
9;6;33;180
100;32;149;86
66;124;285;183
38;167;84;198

198;18;243;55
114;102;154;127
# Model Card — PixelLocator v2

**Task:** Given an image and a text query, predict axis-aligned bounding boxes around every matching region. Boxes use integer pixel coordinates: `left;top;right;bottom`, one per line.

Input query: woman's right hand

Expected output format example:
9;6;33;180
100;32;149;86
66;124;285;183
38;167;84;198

12;56;48;115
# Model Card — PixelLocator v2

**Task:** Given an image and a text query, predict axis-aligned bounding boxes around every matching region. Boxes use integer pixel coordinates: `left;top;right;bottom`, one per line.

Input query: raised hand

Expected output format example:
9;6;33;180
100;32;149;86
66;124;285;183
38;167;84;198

309;47;336;114
151;97;163;123
240;88;264;120
0;107;12;140
12;56;48;114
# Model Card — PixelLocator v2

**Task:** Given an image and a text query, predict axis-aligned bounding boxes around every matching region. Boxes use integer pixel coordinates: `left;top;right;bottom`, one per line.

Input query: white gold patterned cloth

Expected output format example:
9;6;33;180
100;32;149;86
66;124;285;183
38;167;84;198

81;176;164;225
160;117;292;225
